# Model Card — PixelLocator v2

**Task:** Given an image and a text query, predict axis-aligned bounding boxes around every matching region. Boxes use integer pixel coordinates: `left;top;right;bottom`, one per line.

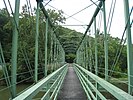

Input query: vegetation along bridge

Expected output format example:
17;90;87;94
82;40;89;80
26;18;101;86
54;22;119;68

0;0;133;99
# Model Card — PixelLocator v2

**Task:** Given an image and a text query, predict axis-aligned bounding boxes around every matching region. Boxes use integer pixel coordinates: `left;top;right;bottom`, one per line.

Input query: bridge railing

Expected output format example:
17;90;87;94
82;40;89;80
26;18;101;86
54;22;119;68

12;64;68;100
74;64;133;100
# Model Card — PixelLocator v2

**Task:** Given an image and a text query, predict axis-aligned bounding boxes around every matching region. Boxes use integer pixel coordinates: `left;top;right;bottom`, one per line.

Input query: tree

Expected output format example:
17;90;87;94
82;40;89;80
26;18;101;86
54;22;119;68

47;9;66;25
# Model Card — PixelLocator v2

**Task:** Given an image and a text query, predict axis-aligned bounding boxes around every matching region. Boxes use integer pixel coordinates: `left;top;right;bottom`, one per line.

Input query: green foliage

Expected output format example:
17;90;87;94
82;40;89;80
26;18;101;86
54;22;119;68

65;53;76;63
0;70;3;78
47;9;66;25
88;32;127;78
0;4;129;82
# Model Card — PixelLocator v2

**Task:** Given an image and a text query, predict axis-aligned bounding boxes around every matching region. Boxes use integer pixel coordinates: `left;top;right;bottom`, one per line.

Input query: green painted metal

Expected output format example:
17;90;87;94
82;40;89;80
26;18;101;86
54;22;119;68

12;64;68;100
76;1;104;52
41;66;67;100
102;1;108;81
76;50;79;64
21;48;33;78
11;0;20;98
89;33;92;72
94;18;99;100
34;1;40;83
74;64;133;100
94;18;98;75
53;36;56;71
123;0;133;94
75;68;94;99
45;18;48;76
41;64;67;100
56;44;59;69
63;50;65;63
83;42;86;68
50;30;54;73
44;18;49;100
53;67;67;100
0;43;12;96
85;36;88;70
3;0;133;99
40;2;53;27
74;65;106;100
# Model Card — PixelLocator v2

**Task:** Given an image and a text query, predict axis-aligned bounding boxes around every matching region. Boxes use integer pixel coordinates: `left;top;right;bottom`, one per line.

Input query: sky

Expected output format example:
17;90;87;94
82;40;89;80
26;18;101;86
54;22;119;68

0;0;133;41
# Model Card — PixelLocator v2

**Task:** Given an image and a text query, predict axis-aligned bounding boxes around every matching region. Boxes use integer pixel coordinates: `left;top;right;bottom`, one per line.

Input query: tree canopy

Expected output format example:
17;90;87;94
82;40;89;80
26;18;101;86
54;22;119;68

0;4;128;81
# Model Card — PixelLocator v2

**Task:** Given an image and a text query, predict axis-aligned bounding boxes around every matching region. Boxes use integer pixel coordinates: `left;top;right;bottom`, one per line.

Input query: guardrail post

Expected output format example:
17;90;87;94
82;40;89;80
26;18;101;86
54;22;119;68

123;0;133;94
11;0;20;98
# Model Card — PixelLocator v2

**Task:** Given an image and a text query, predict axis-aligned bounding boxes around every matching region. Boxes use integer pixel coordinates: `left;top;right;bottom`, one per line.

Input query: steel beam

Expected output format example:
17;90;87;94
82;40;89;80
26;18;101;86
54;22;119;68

11;0;20;98
34;1;40;82
12;64;67;100
76;0;105;51
102;1;108;81
75;64;133;100
45;18;48;76
94;18;100;100
123;0;133;94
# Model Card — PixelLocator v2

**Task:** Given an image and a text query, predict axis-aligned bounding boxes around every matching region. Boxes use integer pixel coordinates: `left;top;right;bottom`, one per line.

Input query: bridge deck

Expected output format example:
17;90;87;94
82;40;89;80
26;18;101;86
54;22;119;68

57;64;87;100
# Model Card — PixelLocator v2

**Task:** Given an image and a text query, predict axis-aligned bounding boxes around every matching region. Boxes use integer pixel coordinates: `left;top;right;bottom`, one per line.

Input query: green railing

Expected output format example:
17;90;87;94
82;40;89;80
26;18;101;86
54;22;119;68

12;64;68;100
74;64;133;100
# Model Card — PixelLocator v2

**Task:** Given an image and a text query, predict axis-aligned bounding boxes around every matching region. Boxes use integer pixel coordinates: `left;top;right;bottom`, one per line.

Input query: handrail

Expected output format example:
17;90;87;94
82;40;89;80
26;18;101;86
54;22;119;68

13;64;68;100
74;64;133;100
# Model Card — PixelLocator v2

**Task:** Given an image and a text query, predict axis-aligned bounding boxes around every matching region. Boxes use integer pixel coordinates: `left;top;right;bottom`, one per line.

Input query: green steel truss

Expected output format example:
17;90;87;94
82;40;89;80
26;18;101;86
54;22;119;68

0;0;133;99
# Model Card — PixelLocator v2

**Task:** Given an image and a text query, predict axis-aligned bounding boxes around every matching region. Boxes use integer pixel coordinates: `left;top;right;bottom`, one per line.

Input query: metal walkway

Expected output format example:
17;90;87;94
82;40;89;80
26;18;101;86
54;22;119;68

57;64;87;100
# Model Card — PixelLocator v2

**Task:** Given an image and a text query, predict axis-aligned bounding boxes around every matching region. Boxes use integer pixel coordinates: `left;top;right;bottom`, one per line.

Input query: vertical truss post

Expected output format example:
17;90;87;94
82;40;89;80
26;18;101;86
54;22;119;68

78;49;80;65
83;45;85;67
63;48;65;63
81;45;84;67
50;30;53;73
76;51;78;64
57;43;59;68
63;50;65;63
94;18;99;100
80;48;82;65
84;40;86;69
45;18;48;76
123;0;133;94
11;0;20;98
35;1;40;82
55;42;58;70
103;1;108;81
85;36;88;70
53;36;56;71
78;50;79;64
83;43;85;68
79;48;81;65
89;33;92;72
77;50;79;64
44;18;49;99
59;44;61;64
94;18;98;76
78;50;80;64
